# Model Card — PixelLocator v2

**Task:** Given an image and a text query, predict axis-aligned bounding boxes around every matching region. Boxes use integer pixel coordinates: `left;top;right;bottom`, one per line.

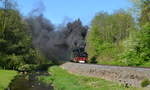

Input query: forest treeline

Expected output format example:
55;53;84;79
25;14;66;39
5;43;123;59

0;0;53;71
87;0;150;66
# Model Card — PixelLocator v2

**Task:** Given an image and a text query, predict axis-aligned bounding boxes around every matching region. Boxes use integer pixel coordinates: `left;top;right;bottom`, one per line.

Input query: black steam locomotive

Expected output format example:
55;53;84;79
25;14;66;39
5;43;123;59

71;47;88;63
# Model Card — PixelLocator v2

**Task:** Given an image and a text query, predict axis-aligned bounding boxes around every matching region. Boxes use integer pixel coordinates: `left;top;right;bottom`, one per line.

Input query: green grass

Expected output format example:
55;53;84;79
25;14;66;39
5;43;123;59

38;66;148;90
0;70;18;90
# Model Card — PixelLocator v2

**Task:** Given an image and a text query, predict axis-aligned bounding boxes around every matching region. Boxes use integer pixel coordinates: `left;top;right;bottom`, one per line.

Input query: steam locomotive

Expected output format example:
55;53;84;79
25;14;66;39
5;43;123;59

71;47;88;63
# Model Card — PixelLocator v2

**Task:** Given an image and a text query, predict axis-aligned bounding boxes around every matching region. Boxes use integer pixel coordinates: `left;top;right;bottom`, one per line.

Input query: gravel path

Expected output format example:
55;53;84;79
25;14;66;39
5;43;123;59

61;62;150;88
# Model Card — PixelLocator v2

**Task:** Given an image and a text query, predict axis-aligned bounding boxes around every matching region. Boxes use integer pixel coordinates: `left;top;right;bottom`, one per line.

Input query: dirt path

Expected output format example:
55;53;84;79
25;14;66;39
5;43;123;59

61;62;150;88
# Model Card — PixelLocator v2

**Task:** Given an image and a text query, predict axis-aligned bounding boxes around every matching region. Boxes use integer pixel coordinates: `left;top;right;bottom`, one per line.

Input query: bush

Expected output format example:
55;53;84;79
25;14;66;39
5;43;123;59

141;79;150;87
90;56;97;64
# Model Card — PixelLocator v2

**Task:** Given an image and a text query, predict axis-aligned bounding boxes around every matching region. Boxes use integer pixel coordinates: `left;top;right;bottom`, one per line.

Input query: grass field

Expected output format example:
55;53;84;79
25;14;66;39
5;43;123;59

0;70;18;90
38;66;148;90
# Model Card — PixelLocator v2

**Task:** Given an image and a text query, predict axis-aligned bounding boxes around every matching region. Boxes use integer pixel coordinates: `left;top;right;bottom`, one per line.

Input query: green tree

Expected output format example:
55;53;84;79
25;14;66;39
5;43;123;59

121;23;150;66
87;10;134;62
0;0;45;70
139;0;150;25
90;10;134;43
121;0;150;66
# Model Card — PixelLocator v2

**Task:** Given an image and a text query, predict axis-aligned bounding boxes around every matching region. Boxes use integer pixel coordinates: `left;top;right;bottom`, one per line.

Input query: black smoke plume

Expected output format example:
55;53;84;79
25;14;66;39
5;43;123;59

26;15;88;63
25;0;88;63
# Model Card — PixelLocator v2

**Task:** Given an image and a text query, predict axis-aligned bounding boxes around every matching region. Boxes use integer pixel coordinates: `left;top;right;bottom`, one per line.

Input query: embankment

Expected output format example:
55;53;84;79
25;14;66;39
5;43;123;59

61;62;150;88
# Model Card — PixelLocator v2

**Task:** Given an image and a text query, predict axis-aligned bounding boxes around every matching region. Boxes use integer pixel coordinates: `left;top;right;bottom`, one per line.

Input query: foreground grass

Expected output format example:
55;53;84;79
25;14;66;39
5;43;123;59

38;66;148;90
0;70;18;90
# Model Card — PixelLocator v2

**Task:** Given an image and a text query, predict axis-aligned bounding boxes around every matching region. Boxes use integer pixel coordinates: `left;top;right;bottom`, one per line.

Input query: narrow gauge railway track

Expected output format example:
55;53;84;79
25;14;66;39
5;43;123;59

71;62;150;69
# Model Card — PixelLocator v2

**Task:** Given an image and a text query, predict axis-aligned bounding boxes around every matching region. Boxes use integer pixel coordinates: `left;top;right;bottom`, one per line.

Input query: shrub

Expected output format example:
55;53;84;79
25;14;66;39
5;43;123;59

141;78;150;87
90;56;97;64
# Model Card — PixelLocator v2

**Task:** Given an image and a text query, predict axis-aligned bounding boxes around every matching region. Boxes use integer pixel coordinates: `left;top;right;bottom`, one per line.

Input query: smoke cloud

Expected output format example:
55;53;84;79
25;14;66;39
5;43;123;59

26;15;88;63
25;1;88;63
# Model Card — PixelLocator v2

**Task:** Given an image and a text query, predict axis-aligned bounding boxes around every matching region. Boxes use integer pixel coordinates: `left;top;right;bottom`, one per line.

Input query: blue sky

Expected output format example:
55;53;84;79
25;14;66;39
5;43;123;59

16;0;132;25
